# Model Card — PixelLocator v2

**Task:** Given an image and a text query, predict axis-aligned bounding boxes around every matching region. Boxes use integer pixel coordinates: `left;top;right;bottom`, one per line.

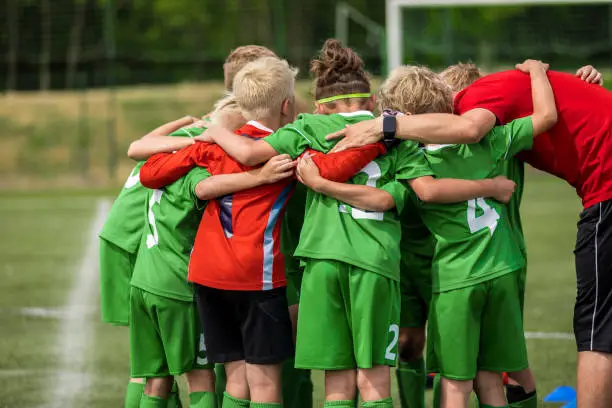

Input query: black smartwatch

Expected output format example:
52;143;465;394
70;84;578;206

382;110;399;149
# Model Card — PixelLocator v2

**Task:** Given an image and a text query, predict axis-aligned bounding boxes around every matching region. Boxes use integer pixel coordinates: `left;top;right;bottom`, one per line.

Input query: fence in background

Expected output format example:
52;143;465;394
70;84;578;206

1;0;612;188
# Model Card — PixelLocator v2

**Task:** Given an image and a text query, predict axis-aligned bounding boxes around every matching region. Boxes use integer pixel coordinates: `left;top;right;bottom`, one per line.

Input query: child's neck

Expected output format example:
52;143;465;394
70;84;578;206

251;116;281;131
249;116;280;132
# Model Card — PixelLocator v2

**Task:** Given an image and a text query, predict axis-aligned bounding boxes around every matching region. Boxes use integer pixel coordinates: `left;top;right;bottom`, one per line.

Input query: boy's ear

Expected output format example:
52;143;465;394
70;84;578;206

313;102;326;114
281;98;290;115
365;95;376;112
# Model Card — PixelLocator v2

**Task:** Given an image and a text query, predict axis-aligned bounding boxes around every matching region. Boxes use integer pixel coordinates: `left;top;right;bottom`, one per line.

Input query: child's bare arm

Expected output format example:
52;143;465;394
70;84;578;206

515;59;557;136
195;155;295;200
195;125;278;166
127;116;199;160
296;153;395;212
407;176;516;204
128;137;195;161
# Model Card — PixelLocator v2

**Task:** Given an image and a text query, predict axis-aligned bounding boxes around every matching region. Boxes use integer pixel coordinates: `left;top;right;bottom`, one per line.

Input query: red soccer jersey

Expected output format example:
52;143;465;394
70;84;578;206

139;121;385;291
193;121;290;290
454;70;612;209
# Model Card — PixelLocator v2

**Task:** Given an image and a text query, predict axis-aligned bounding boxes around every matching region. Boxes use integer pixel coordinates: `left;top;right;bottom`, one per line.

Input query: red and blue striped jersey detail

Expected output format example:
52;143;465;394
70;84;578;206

188;121;294;291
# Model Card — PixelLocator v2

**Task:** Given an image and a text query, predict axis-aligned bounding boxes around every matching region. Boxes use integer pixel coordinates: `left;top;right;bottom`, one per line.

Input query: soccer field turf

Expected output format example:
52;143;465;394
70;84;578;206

0;170;580;407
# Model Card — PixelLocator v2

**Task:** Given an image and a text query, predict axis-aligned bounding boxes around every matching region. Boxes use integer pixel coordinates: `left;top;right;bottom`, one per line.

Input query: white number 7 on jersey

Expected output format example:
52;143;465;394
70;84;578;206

467;198;500;235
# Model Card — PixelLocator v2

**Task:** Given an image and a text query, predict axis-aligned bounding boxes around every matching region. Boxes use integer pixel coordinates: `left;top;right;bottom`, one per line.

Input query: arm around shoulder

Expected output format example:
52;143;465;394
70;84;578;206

395;109;495;145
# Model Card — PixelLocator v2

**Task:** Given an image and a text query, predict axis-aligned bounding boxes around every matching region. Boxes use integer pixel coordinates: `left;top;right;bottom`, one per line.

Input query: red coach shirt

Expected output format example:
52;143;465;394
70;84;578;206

455;70;612;209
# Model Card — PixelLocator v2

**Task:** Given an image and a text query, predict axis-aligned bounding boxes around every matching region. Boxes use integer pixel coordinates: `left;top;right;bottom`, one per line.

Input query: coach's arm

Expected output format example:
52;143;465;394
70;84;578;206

327;109;496;153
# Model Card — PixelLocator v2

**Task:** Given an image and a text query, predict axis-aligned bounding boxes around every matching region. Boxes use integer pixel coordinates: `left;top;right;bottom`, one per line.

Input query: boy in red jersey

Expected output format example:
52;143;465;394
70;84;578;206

182;58;297;408
327;62;612;408
132;56;383;408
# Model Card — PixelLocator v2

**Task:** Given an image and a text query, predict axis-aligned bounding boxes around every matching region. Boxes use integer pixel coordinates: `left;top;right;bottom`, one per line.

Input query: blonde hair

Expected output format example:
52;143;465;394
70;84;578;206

439;63;483;93
378;65;453;114
208;94;243;126
224;45;278;90
232;57;298;121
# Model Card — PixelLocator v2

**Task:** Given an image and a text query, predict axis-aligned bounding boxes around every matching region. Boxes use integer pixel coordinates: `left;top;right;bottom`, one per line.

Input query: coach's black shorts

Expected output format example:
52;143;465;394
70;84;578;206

574;199;612;353
195;284;294;364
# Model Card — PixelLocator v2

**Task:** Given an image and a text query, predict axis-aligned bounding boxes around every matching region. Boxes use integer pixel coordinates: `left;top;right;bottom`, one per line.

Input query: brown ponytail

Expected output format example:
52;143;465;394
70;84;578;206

310;39;371;104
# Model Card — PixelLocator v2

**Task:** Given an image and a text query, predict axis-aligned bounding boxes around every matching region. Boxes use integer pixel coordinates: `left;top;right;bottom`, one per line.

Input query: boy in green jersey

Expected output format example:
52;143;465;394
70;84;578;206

195;39;517;408
130;112;294;408
102;44;290;408
441;63;537;408
100;115;204;408
377;62;557;408
396;195;438;408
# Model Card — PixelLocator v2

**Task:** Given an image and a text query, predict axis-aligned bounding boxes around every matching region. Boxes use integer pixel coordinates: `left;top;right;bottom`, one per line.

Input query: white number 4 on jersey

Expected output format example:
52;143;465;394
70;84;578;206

467;198;500;236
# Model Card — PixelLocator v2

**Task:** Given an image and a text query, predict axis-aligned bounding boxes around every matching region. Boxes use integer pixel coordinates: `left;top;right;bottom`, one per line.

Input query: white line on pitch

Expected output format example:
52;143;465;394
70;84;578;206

525;331;574;340
48;199;110;408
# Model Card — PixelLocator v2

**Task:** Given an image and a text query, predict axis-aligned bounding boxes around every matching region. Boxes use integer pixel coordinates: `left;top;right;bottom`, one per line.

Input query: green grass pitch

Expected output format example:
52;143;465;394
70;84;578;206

0;169;580;407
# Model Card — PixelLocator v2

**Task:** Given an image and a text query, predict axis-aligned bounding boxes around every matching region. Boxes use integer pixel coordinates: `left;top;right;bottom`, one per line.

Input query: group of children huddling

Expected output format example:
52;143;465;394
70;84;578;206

99;38;556;408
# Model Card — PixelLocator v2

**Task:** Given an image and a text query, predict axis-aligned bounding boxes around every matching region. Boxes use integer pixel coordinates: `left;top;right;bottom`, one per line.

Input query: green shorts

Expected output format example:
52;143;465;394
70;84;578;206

129;286;213;378
518;267;527;319
99;238;135;326
426;271;528;380
295;259;400;370
400;251;433;328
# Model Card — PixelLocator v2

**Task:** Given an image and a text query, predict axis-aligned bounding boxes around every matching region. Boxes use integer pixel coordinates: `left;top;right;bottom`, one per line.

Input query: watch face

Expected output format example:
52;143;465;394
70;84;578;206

383;115;397;134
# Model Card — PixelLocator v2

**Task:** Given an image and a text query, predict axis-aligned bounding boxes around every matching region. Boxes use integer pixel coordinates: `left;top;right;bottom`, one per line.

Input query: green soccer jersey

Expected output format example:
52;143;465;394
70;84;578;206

418;117;534;293
99;126;203;253
264;111;433;281
99;162;148;253
400;191;436;260
130;126;210;302
505;158;527;258
281;182;307;277
264;111;378;158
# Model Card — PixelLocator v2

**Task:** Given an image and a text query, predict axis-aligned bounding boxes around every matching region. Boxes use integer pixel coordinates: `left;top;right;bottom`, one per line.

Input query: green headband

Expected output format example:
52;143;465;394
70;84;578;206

316;93;371;104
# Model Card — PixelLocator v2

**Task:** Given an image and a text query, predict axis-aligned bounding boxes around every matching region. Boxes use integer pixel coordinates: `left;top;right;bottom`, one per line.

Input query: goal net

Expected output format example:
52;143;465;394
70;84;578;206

385;0;612;73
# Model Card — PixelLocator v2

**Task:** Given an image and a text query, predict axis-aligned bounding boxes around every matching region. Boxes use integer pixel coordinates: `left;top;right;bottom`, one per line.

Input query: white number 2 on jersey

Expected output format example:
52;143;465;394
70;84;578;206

338;161;384;221
467;197;500;236
146;189;163;248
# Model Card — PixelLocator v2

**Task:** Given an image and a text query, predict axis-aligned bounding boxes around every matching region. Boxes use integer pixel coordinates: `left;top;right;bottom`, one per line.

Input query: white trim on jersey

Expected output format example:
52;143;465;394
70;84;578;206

424;144;455;151
247;120;274;133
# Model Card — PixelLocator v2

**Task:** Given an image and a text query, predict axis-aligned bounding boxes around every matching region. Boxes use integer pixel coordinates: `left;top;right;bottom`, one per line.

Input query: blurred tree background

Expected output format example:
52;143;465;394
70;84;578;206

0;0;611;188
2;0;611;91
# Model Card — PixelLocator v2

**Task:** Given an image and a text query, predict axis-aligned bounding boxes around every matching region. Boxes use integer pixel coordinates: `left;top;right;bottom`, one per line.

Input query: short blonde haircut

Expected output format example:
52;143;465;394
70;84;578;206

224;45;278;90
378;65;453;114
439;63;483;93
232;57;298;121
208;94;243;126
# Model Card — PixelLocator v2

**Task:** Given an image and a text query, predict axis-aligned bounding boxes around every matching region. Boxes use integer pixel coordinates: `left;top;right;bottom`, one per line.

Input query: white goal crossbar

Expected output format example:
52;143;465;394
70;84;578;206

386;0;612;72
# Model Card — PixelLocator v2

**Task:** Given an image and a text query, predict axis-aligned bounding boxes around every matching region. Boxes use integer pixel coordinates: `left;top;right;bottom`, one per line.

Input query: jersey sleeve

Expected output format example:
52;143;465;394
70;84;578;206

263;117;313;159
379;180;409;214
306;143;387;183
170;126;206;137
393;142;435;181
140;143;215;189
181;167;212;205
487;117;534;160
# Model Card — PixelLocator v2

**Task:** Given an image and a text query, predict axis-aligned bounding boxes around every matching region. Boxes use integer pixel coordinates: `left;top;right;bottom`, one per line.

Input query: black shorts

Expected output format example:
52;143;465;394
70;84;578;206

195;284;294;364
574;199;612;353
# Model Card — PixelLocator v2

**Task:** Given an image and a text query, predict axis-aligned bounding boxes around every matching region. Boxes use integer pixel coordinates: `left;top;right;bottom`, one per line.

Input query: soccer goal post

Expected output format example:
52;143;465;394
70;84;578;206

386;0;612;73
